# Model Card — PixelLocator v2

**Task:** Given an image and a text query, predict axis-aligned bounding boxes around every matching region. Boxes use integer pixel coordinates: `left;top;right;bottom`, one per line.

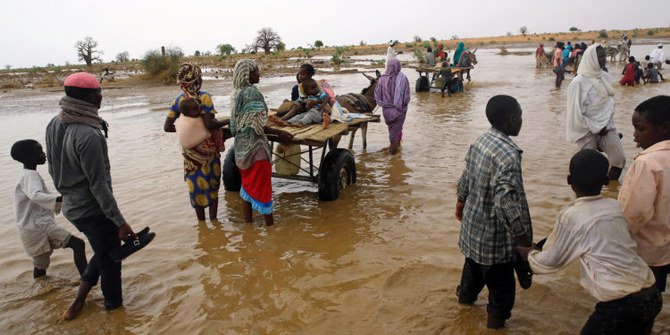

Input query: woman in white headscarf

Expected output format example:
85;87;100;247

230;59;293;226
566;44;625;180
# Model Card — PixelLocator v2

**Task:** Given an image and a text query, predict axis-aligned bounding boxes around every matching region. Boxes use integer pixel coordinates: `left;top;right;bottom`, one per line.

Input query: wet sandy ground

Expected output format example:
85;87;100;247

0;45;669;334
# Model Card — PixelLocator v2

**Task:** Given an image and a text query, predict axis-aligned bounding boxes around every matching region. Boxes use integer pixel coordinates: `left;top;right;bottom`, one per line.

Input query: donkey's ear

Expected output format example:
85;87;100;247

375;69;381;78
362;73;374;81
472;48;478;54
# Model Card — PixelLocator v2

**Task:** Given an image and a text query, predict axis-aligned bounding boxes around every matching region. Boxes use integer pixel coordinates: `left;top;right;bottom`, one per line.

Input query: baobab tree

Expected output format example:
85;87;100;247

75;36;103;66
253;27;282;54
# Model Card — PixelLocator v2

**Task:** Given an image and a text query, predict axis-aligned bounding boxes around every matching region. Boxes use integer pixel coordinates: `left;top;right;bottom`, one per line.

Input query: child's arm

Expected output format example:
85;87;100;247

21;175;59;211
524;211;584;274
202;113;229;130
619;161;657;234
494;164;532;246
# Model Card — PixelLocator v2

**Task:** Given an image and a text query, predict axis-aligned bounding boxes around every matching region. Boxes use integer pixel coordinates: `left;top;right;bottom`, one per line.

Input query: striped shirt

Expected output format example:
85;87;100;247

457;128;533;265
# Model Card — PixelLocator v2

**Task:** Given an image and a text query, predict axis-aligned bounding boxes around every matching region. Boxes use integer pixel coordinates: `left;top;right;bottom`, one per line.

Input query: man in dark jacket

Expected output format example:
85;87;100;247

46;72;136;320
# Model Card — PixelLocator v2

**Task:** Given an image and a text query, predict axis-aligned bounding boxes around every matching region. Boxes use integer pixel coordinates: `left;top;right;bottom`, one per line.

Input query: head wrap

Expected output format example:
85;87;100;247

577;44;614;97
64;72;100;89
176;63;202;98
230;59;258;116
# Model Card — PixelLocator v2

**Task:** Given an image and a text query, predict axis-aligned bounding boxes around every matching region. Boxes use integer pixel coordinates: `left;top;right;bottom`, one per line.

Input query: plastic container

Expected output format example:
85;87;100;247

274;144;301;176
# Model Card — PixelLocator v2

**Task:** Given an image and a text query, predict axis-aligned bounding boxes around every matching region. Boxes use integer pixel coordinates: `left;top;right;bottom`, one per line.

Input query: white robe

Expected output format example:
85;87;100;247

566;44;616;142
650;47;665;64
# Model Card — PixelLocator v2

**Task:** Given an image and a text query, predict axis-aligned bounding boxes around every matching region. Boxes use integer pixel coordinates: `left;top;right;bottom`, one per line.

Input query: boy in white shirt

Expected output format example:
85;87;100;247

517;149;660;335
11;139;87;279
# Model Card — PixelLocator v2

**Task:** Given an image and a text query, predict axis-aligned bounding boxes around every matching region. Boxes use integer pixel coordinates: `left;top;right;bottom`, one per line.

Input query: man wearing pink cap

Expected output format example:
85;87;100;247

45;72;136;320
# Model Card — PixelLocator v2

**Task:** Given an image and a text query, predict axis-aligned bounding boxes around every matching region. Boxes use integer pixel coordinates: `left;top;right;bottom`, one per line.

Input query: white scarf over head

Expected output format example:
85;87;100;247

566;44;616;142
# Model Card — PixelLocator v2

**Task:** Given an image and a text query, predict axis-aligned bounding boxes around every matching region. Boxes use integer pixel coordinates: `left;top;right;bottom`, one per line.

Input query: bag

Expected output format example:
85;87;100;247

175;116;211;149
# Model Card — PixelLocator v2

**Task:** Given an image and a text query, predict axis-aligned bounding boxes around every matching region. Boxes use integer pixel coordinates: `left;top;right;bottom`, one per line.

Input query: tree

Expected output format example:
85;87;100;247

277;41;286;51
115;51;130;63
253;27;282;54
75;36;103;66
5;65;11;70
413;35;422;43
194;50;201;57
314;40;324;48
217;43;236;56
519;26;528;36
569;27;580;32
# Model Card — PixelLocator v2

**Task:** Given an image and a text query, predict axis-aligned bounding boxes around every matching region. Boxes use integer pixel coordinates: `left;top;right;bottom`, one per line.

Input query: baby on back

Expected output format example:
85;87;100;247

175;98;211;149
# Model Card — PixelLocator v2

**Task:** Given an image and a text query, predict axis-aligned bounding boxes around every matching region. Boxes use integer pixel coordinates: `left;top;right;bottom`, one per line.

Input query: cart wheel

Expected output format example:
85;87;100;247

318;149;356;201
222;149;241;192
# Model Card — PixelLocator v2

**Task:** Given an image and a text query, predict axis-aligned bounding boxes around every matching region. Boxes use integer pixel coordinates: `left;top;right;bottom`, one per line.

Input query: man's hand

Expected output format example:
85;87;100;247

516;246;534;262
118;223;137;241
455;200;465;221
276;130;294;144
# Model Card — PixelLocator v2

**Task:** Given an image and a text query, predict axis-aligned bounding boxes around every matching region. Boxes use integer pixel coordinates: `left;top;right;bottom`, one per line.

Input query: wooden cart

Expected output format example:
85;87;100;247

222;115;380;201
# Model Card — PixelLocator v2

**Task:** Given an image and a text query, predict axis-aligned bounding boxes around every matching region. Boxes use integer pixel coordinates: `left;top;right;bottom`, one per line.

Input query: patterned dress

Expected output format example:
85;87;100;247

168;91;223;209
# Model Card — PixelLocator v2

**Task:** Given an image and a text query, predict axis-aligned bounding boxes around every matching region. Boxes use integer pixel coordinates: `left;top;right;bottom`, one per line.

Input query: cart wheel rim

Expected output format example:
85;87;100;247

338;167;349;190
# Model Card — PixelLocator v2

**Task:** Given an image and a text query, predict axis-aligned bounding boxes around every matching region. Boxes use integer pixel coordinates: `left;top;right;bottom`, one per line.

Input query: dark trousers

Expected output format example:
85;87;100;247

580;286;661;335
650;263;670;292
458;258;516;320
71;215;122;309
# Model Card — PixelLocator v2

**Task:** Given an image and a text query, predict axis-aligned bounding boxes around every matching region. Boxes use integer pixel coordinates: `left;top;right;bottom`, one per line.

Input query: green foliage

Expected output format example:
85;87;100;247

314;40;324;48
548;37;555;41
194;50;201;57
142;47;183;82
569;27;579;32
422;41;431;49
359;40;366;46
331;46;349;66
277;41;286;51
216;43;236;56
413;35;422;42
647;29;656;36
598;30;608;38
413;48;425;63
405;42;414;48
519;26;528;35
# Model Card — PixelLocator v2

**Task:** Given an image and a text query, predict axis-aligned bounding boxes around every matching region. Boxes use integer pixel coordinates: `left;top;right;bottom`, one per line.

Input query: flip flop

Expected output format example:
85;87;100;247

109;227;155;262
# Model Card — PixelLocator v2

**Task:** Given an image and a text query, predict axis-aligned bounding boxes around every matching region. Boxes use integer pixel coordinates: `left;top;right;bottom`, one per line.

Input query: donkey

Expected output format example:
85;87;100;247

456;49;478;81
334;70;380;149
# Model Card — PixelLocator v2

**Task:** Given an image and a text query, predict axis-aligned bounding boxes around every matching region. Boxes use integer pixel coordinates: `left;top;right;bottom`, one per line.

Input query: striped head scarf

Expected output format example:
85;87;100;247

176;63;202;98
230;59;258;116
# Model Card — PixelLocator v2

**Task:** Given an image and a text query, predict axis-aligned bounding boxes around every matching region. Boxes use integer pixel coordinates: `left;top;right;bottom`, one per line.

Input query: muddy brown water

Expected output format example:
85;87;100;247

1;45;669;334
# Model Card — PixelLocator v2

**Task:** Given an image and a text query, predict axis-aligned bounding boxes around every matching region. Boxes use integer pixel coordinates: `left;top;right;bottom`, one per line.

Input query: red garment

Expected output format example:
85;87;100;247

240;159;273;204
620;63;635;86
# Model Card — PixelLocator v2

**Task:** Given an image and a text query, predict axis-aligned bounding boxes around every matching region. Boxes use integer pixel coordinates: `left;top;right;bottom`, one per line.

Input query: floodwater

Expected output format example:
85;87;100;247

1;44;669;335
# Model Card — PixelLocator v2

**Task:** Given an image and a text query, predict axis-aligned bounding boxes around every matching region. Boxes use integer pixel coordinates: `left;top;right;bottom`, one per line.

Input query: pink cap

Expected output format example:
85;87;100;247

64;72;100;89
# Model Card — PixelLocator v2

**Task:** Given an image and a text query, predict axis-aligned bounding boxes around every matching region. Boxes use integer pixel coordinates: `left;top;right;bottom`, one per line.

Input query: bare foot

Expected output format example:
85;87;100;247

63;298;85;320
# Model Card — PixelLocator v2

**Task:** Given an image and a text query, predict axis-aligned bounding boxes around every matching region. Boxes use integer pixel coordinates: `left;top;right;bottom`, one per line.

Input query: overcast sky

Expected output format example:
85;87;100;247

2;0;669;68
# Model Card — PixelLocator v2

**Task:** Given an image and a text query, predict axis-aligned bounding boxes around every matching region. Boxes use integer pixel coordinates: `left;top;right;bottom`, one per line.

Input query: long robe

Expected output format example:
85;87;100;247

374;58;411;144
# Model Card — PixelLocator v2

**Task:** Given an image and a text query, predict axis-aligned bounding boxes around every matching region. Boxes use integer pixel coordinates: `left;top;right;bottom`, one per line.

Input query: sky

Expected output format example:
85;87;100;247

2;0;670;68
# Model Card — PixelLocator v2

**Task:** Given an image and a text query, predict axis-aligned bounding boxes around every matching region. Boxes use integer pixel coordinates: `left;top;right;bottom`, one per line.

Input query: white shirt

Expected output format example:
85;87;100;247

566;72;615;142
14;169;59;256
528;196;655;302
386;46;397;64
650;47;665;63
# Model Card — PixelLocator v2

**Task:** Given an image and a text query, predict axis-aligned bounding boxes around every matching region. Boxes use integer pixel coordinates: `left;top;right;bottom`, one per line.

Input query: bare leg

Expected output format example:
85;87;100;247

208;199;218;220
242;201;253;223
388;141;400;155
608;167;622;181
66;236;88;276
33;267;46;279
195;208;206;221
263;214;274;226
63;280;93;320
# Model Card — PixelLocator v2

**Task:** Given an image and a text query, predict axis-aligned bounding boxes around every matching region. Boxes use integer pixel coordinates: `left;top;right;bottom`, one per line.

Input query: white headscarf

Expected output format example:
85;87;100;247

576;44;615;98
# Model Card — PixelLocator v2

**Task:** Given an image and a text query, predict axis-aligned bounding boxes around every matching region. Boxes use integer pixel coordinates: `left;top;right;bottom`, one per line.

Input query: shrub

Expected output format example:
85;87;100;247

413;48;425;63
142;47;183;83
548;37;555;41
598;30;608;38
647;30;655;36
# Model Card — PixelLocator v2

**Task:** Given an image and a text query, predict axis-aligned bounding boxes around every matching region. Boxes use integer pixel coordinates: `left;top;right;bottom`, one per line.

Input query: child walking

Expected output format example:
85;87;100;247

455;95;533;329
518;149;660;335
618;95;670;292
11;139;87;278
